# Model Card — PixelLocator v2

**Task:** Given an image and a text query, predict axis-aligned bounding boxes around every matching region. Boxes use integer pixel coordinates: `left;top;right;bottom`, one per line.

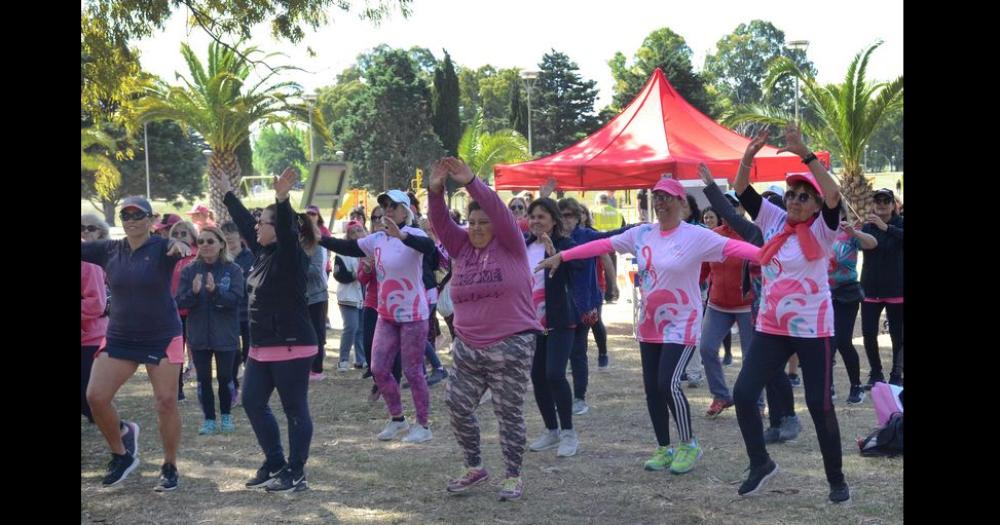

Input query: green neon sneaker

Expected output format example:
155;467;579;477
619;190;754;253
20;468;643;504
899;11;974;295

670;438;703;474
643;446;675;471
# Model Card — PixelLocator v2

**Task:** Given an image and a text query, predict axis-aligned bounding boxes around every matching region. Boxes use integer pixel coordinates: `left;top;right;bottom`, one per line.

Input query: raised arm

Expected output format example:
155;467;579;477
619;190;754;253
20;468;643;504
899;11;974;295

319;235;366;258
427;159;469;256
735;129;770;195
220;176;262;255
272;167;302;252
777;123;840;209
444;157;526;257
700;164;764;246
81;239;114;267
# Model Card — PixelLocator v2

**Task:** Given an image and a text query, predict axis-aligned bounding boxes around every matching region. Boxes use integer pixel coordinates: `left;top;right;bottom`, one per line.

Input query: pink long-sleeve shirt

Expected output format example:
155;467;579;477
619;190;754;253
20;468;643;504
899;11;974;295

429;177;542;347
81;261;109;347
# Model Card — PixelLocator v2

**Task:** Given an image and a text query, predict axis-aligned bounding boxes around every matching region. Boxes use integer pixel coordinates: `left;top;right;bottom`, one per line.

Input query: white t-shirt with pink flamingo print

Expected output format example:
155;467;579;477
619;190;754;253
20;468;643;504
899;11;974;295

357;227;430;323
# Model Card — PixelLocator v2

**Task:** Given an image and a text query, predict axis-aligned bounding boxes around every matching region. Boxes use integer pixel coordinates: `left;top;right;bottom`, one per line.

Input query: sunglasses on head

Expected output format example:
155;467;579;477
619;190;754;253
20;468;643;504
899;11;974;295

81;225;99;233
171;230;189;238
196;238;217;245
784;190;817;204
119;210;148;221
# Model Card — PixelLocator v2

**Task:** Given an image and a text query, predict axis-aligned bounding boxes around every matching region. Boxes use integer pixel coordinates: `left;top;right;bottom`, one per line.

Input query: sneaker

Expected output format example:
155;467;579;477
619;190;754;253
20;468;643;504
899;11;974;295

706;399;734;418
669;439;703;474
338;361;350;373
557;429;579;457
680;372;689;382
498;476;523;501
246;461;285;488
446;467;489;493
829;481;851;503
154;463;179;492
354;363;365;369
847;385;865;405
221;414;235;433
311;372;327;381
643;446;675;471
763;426;783;444
687;373;703;388
787;373;801;387
232;385;242;407
362;369;373;379
101;452;139;487
401;424;433;443
722;353;733;366
888;374;903;387
377;419;410;441
528;429;561;451
738;459;779;496
427;368;449;387
572;398;590;415
598;354;609;369
198;419;217;435
177;389;186;402
121;420;140;458
865;372;885;390
778;415;802;441
368;384;381;403
266;467;308;493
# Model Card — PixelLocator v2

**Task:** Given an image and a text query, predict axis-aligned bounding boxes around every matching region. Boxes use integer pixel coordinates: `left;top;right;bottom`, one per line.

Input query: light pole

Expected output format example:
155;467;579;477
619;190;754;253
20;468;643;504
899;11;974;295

786;40;810;124
143;121;151;199
520;70;540;157
304;94;317;163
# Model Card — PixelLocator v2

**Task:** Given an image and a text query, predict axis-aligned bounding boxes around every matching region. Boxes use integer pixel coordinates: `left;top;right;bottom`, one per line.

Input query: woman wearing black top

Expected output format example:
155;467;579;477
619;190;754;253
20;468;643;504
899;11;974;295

860;188;904;386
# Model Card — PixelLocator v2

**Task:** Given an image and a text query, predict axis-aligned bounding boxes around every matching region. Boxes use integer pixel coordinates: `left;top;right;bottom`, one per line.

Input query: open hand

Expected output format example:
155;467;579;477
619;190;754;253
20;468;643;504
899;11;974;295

204;272;216;293
538;232;556;256
442;157;475;186
192;273;203;294
534;252;564;278
382;216;404;239
697;163;715;185
167;240;191;258
865;213;888;231
429;159;448;194
274;167;299;201
744;129;770;161
540;177;557;199
776;122;810;158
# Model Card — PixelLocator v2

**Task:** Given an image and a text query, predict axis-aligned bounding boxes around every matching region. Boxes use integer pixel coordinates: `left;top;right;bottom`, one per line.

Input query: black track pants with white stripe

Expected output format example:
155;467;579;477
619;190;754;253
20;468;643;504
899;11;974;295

639;342;696;446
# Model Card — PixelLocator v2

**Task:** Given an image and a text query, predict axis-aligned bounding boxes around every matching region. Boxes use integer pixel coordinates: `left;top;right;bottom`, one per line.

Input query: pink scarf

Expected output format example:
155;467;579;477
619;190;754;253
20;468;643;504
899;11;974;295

758;215;822;265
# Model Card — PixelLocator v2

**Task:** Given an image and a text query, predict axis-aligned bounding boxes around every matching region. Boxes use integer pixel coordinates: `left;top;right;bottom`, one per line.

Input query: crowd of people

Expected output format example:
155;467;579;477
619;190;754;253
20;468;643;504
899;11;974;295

81;123;902;504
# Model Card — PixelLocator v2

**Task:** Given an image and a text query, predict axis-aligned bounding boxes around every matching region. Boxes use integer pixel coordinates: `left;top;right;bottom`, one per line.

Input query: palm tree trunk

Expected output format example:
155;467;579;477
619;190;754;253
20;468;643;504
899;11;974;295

209;151;242;223
837;168;875;221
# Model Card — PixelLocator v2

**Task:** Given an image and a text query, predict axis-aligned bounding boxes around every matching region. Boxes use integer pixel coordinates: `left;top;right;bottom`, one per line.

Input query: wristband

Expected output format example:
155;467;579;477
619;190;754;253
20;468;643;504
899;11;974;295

801;152;818;165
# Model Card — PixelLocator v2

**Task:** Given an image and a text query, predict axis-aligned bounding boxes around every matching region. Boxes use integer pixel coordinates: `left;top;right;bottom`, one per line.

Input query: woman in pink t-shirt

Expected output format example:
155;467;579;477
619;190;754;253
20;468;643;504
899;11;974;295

536;177;759;476
730;124;850;504
320;191;437;444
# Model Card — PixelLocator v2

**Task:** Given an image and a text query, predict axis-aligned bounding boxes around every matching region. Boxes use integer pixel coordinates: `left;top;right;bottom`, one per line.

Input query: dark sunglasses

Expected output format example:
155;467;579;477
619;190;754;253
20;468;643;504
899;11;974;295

784;190;817;204
873;196;893;204
196;238;217;245
119;210;148;221
509;205;525;211
171;230;189;238
81;225;99;233
371;215;384;221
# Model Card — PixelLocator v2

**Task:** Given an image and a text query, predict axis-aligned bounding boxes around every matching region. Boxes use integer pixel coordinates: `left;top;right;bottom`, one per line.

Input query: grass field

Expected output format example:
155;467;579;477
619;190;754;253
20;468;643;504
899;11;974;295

80;298;903;525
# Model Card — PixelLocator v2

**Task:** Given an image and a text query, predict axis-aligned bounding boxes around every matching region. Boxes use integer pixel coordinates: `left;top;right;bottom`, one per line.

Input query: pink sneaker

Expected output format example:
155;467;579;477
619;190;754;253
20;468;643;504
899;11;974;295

446;467;489;493
498;476;523;501
309;372;326;382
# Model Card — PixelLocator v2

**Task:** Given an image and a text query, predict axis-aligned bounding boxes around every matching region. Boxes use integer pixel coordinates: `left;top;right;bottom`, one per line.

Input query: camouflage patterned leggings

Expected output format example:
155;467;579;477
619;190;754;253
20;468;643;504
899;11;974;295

446;332;535;478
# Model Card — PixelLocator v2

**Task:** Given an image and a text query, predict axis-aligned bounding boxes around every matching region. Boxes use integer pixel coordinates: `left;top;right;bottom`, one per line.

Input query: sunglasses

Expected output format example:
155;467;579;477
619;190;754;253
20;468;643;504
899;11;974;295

119;210;149;222
81;225;99;233
171;230;189;238
371;215;384;221
873;196;893;204
652;192;674;202
784;190;817;204
196;238;217;245
509;205;525;211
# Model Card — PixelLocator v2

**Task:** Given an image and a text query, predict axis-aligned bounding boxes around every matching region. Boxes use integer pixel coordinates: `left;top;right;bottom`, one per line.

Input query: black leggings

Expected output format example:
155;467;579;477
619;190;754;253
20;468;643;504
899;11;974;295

178;315;187;396
308;301;329;373
81;345;98;422
531;328;575;430
832;300;862;386
193;350;236;420
733;331;844;485
639;342;696;446
232;321;250;389
860;301;903;379
363;307;401;383
570;324;590;400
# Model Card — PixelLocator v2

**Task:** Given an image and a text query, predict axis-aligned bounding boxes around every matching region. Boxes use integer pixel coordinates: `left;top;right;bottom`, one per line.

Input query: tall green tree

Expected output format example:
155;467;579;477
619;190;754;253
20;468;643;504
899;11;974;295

136;41;302;221
458;111;530;185
865;107;903;172
457;66;521;132
432;51;462;156
533;50;599;156
608;28;715;116
722;41;903;216
509;79;528;138
254;126;308;176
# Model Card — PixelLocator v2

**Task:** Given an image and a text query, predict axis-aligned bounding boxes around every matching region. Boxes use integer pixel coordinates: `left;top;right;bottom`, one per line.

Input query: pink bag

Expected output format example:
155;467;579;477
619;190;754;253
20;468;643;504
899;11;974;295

871;382;904;427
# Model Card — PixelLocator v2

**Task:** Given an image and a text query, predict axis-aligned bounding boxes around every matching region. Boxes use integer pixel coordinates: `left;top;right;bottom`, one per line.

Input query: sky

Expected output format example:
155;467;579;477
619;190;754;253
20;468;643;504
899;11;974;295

134;0;903;110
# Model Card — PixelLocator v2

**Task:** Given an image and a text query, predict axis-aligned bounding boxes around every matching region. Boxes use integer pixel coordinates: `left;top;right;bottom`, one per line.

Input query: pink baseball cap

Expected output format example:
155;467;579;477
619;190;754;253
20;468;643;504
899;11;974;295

785;172;824;197
186;204;211;215
652;177;685;198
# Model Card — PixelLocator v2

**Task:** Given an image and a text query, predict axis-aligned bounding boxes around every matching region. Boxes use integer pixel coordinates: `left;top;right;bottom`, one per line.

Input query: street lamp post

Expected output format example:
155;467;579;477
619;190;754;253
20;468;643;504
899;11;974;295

786;40;810;124
143;121;151;199
520;70;540;157
304;94;317;163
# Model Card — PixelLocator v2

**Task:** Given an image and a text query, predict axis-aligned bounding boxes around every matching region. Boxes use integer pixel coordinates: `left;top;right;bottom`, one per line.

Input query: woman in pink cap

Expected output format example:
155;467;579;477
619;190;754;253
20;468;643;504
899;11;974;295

536;174;760;476
319;189;437;444
730;124;850;504
186;204;217;231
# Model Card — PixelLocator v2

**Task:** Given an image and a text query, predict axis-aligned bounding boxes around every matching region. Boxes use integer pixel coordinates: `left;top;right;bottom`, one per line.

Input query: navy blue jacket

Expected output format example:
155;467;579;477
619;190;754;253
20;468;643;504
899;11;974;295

175;260;244;352
232;247;254;323
81;236;183;341
526;233;581;329
224;193;318;348
568;224;637;322
861;215;904;298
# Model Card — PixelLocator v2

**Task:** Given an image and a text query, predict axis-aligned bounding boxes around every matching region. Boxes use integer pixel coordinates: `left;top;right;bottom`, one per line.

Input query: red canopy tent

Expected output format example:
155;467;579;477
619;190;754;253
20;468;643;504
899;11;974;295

494;68;829;191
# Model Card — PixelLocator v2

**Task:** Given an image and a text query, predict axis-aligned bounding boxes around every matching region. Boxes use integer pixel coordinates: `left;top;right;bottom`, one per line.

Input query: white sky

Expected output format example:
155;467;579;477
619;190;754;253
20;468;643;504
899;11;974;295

134;0;903;110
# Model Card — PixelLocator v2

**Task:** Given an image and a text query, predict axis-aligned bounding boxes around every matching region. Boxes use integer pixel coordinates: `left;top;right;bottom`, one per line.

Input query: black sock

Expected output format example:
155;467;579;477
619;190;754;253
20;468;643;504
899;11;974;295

392;416;405;422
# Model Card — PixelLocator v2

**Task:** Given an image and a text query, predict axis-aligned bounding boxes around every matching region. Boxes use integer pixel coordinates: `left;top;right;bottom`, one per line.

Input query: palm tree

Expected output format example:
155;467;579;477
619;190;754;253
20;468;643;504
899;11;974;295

722;41;903;217
81;127;121;200
136;41;306;221
458;110;531;185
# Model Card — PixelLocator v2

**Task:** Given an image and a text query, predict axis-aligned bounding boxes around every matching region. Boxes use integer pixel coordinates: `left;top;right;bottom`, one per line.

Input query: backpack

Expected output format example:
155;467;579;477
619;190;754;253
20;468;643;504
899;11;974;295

858;412;903;457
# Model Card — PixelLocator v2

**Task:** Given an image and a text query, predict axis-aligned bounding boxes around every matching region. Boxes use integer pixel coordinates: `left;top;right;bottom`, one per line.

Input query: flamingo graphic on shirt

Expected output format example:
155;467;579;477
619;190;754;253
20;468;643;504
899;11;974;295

638;288;699;342
758;277;828;337
379;278;424;323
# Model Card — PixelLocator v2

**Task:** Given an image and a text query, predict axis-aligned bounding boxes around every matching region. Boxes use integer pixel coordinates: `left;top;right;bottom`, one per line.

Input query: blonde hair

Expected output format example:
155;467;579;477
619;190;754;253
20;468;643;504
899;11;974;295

168;221;199;246
196;226;233;264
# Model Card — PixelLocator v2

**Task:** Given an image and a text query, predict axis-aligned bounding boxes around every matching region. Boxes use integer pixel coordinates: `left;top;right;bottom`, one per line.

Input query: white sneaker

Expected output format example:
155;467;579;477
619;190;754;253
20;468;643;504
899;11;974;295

572;398;590;415
338;361;350;373
377;419;410;441
557;429;579;457
528;429;561;451
401;424;433;443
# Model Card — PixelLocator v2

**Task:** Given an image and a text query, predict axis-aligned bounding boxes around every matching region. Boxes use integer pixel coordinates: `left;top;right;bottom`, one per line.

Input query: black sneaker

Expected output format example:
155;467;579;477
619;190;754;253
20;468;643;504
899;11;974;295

266;467;308;493
121;420;140;459
829;481;851;503
777;415;802;441
362;369;373;379
888;374;903;387
847;385;865;405
763;426;783;444
427;368;448;387
738;459;779;496
154;463;179;492
722;353;733;366
681;372;689;382
865;372;885;390
102;452;139;487
787;373;801;387
246;461;286;489
598;354;609;368
354;363;364;369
